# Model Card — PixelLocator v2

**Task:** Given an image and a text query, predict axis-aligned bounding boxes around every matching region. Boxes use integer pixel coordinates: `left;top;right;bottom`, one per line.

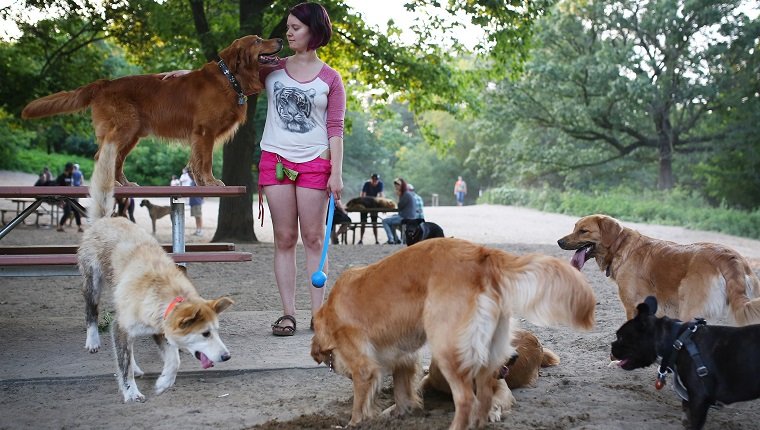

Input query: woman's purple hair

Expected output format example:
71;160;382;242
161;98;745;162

289;2;332;51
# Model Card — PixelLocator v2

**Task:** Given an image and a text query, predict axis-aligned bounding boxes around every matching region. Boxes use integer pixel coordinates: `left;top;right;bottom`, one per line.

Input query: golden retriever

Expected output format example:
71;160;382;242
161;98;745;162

558;214;760;324
78;145;234;402
311;238;595;430
420;328;560;422
22;35;282;186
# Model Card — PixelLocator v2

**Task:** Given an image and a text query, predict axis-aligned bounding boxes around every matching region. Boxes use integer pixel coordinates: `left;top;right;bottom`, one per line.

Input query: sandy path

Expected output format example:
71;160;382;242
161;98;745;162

1;170;760;430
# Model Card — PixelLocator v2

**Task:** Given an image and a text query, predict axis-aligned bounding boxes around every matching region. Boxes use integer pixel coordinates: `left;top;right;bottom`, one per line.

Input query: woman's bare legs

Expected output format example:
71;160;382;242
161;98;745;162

264;184;299;330
264;185;330;329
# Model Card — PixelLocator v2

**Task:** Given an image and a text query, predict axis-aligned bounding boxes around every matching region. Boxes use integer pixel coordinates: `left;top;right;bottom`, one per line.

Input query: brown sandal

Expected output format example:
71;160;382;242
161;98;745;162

272;315;296;336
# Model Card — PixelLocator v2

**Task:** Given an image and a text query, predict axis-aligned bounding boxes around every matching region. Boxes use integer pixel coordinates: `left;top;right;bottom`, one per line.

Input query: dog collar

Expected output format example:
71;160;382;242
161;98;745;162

164;296;185;319
216;57;247;105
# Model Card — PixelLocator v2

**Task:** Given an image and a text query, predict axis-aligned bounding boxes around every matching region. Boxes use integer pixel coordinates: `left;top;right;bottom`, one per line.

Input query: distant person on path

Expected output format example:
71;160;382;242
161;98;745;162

55;162;83;232
357;173;384;244
454;176;467;206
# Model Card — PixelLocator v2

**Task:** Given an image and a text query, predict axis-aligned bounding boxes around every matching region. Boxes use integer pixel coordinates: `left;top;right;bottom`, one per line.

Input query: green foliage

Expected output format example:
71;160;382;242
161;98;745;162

12;148;94;181
482;186;760;239
123;139;219;186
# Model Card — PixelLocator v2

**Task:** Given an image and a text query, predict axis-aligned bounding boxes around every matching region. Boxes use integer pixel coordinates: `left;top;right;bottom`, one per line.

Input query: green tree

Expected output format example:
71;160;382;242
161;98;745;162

485;0;759;191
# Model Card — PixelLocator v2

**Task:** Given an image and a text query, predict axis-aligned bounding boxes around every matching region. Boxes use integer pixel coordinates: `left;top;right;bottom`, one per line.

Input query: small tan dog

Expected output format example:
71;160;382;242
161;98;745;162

311;238;595;430
139;199;172;234
558;214;760;324
421;328;560;421
79;144;234;402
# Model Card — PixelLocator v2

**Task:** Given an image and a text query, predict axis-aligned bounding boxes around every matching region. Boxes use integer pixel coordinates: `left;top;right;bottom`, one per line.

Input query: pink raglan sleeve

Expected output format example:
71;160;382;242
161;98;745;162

324;67;346;139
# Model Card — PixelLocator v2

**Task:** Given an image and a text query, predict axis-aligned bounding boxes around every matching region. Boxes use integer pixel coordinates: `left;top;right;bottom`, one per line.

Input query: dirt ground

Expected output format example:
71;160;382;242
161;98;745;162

2;170;760;430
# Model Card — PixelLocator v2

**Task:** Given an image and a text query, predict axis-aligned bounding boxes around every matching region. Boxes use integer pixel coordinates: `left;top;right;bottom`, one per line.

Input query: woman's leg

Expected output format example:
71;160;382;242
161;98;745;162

383;215;401;243
264;184;300;330
296;187;329;316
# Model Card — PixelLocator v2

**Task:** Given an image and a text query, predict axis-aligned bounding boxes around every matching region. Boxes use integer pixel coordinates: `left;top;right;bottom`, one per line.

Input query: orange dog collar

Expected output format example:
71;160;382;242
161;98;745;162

164;296;185;319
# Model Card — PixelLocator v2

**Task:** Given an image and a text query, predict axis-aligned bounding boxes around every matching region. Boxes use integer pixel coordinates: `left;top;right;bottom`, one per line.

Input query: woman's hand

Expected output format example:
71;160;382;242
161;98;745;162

327;173;343;201
158;70;191;80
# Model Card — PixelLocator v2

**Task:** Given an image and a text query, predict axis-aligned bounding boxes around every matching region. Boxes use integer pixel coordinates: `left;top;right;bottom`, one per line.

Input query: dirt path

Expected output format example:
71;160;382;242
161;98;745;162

1;170;759;429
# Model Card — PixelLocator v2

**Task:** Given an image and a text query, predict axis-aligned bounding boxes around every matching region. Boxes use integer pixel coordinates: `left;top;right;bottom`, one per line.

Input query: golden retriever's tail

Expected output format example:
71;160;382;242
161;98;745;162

502;253;596;331
88;143;116;220
21;81;104;119
724;256;760;325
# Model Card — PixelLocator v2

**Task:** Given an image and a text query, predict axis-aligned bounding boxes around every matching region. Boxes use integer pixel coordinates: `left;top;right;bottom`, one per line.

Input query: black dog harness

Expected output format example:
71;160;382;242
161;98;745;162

655;318;714;402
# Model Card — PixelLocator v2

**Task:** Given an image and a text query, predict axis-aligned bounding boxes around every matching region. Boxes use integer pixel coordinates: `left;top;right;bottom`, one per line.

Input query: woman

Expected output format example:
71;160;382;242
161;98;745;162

382;178;416;244
259;2;345;335
164;2;345;336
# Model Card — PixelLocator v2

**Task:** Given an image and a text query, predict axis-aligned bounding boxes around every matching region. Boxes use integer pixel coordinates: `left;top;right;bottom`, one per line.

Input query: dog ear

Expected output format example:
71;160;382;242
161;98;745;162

177;306;201;329
598;215;624;248
643;296;657;315
210;297;234;314
635;296;658;317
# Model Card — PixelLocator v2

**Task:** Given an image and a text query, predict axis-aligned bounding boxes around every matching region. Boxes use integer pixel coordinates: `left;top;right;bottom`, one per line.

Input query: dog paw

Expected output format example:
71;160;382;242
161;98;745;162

155;374;176;395
85;326;100;353
124;390;146;403
608;360;622;368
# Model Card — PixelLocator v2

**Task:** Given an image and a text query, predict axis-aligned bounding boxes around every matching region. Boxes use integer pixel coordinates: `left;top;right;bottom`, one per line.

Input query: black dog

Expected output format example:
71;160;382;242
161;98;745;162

403;219;444;246
611;296;760;430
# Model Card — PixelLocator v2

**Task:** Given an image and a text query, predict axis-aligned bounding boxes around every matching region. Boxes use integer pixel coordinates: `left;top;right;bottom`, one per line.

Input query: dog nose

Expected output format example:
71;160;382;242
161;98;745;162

221;352;231;362
557;239;564;247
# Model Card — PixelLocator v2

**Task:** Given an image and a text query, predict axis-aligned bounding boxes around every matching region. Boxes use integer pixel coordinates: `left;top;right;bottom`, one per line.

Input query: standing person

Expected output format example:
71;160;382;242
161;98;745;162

407;183;425;220
258;2;345;335
382;177;416;244
188;175;204;236
162;2;345;335
72;163;84;186
115;197;136;222
170;175;181;186
179;168;192;186
454;175;467;206
357;173;384;244
55;162;83;232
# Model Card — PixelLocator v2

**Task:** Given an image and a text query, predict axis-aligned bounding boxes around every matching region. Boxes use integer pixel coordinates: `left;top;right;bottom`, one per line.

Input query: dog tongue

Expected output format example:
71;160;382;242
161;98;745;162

199;352;214;369
571;248;588;271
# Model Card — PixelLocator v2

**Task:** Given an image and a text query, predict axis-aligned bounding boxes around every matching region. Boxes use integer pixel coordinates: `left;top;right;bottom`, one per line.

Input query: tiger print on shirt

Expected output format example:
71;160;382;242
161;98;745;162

273;81;317;134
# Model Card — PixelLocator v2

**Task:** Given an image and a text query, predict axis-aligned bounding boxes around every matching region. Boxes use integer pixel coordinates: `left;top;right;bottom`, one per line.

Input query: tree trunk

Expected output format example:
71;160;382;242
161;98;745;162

210;0;271;242
653;107;675;190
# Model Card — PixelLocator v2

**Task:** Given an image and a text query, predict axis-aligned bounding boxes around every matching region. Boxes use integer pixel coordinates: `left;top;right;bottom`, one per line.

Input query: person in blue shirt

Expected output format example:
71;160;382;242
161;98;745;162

357;173;384;244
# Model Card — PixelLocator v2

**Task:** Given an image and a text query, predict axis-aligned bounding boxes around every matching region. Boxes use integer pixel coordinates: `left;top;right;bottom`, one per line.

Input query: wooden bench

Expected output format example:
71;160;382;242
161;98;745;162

344;207;397;245
0;251;252;277
0;186;251;276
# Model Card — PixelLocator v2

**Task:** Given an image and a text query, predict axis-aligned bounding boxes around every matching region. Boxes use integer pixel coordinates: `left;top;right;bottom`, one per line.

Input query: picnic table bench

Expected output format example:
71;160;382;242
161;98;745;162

0;186;252;277
343;207;398;244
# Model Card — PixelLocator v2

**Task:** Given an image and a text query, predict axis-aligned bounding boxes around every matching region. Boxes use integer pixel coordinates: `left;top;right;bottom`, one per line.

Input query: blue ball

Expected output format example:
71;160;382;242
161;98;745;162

311;271;327;288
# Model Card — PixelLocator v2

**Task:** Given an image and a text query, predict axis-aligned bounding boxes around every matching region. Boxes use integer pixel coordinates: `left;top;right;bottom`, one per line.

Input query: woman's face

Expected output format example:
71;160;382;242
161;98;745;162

286;14;312;52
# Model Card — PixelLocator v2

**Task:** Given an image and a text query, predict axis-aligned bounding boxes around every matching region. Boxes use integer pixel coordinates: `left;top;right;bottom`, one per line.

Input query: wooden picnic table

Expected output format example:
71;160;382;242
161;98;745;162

0;185;251;276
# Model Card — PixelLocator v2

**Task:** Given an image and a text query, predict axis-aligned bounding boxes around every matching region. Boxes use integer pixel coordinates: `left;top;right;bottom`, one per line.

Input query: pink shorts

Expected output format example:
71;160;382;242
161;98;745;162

258;150;331;190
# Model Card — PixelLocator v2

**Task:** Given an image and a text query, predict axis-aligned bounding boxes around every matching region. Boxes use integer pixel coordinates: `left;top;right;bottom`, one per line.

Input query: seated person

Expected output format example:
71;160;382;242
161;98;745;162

382;177;417;245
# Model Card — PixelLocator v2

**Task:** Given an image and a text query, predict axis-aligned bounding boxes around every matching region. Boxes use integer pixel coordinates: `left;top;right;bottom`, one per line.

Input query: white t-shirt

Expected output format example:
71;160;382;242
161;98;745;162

259;58;345;162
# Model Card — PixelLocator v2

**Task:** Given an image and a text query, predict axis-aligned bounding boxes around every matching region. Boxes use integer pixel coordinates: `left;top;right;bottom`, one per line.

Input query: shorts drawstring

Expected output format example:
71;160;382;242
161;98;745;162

258;184;265;227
